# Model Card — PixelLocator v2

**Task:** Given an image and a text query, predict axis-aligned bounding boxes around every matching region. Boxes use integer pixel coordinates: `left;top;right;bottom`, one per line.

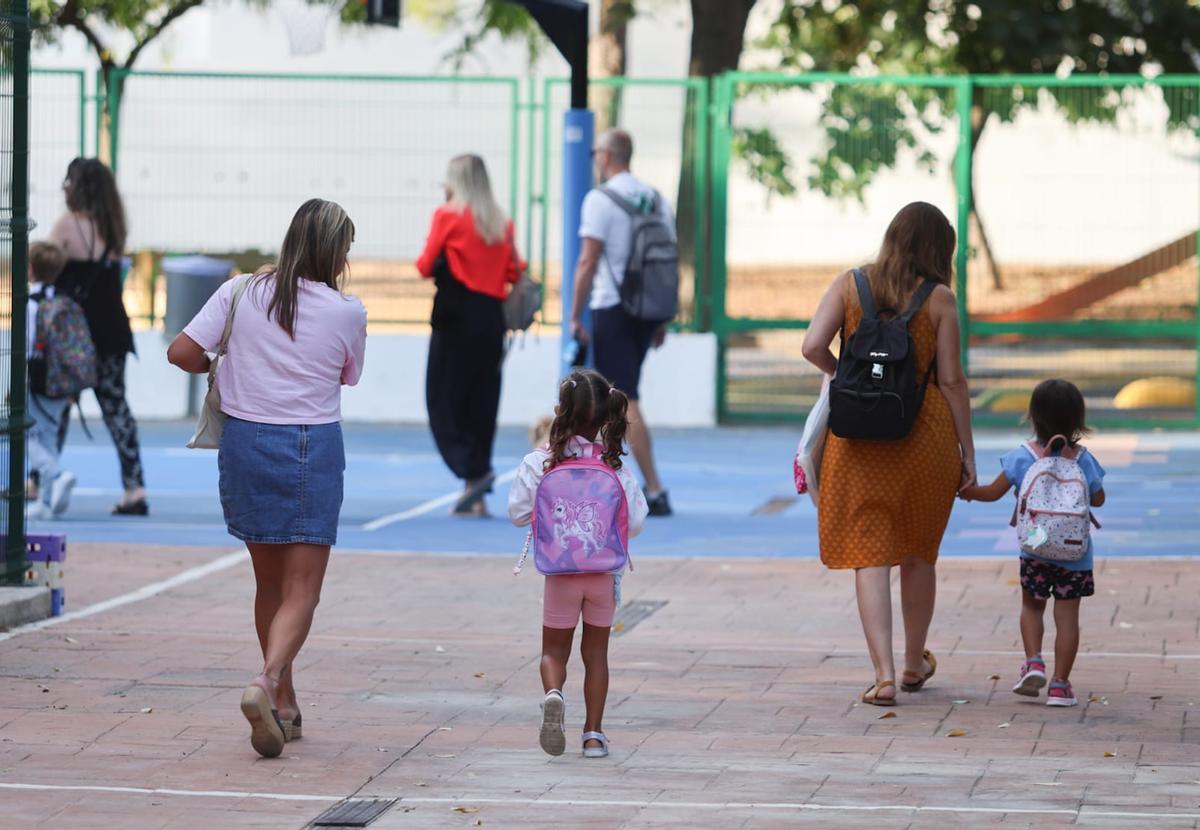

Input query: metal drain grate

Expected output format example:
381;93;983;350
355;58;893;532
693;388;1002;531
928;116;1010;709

612;599;667;636
309;798;397;828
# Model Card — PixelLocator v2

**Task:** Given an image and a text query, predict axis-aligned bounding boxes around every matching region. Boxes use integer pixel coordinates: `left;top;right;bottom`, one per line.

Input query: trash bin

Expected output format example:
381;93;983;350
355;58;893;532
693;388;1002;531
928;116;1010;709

162;255;234;336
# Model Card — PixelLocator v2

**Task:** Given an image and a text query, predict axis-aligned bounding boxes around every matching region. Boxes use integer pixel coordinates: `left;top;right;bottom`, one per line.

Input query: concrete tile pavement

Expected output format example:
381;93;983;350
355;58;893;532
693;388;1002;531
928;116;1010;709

1;544;1199;828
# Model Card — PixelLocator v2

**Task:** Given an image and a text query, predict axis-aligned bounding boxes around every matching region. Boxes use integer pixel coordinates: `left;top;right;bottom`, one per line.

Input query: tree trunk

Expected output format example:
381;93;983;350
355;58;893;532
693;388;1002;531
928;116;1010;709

589;0;631;131
968;99;1003;290
677;0;757;330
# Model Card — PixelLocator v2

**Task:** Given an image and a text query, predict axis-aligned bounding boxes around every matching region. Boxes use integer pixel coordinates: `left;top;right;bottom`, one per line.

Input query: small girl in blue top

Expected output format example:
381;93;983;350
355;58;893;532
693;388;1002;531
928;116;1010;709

961;380;1106;707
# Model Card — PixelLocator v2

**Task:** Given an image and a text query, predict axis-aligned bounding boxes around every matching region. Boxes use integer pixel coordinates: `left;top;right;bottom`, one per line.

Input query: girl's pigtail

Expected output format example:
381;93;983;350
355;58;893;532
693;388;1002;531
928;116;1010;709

600;386;629;471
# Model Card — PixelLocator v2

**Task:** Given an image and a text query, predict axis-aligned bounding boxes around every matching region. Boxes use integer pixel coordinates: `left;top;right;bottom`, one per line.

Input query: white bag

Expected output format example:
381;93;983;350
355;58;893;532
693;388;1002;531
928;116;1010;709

794;377;830;506
187;276;251;450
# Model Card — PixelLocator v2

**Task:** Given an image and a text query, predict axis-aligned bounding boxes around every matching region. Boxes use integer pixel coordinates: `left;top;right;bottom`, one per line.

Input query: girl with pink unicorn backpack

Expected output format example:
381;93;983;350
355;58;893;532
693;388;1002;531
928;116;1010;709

509;369;649;759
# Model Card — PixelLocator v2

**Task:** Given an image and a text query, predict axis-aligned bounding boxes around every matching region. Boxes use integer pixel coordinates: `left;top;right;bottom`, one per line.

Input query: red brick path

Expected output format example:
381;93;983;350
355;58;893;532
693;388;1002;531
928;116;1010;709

1;544;1198;829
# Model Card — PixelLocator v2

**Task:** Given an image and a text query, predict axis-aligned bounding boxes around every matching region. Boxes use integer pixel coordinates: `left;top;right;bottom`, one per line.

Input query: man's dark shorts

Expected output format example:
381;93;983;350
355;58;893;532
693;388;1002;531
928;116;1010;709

592;305;660;401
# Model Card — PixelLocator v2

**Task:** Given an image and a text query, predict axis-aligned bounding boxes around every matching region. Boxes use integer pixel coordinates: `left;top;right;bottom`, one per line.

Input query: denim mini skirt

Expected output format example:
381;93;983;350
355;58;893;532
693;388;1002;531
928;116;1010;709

218;417;345;546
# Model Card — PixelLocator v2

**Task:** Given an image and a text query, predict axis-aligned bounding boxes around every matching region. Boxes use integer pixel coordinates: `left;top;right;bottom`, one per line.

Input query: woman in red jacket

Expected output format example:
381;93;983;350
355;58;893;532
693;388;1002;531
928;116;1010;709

417;154;521;516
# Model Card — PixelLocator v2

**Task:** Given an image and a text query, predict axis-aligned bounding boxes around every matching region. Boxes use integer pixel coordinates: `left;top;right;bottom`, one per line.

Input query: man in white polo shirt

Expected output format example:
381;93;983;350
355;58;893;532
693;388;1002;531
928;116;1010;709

569;128;674;517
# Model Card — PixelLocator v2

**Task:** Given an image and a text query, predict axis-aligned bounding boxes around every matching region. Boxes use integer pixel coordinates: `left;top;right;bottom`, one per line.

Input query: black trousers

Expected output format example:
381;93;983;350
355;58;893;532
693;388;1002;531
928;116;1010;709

57;352;145;490
426;288;505;482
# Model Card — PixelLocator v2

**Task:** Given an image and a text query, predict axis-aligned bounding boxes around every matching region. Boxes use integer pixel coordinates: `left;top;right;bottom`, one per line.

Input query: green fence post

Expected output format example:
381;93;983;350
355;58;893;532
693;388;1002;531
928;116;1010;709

710;73;734;422
692;77;711;332
508;78;519;221
525;75;537;262
92;69;102;158
106;69;123;172
540;78;553;285
954;76;973;374
6;0;32;585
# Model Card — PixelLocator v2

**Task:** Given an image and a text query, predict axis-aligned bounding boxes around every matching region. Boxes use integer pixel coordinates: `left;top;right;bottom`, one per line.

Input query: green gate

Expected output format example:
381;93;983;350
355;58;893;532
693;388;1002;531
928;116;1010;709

710;72;1200;428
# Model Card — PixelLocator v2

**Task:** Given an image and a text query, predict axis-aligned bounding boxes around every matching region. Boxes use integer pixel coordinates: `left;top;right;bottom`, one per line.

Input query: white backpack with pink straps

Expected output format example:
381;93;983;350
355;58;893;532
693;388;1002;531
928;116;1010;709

1011;436;1100;562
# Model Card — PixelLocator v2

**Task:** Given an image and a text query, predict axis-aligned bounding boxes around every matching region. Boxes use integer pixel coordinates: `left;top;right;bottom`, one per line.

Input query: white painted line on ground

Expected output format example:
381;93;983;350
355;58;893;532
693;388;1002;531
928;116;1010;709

0;548;247;643
362;468;518;531
2;782;1198;821
0;782;338;803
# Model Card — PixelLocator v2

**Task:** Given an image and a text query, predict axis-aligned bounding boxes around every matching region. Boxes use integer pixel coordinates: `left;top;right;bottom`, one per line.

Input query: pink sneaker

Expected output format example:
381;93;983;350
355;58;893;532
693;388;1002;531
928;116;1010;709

1046;678;1078;707
1012;657;1047;697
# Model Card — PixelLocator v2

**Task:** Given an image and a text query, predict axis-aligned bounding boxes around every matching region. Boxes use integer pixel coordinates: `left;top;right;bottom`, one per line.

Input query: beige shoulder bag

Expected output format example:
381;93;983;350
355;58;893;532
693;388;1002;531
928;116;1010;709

187;275;252;450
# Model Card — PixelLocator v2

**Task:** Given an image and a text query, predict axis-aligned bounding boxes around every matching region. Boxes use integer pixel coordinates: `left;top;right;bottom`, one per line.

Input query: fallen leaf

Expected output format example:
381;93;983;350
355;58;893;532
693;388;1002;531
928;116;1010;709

438;727;453;732
53;704;68;710
435;646;446;653
613;623;625;632
1035;782;1063;787
1087;694;1105;703
988;674;1001;681
474;821;483;827
140;707;153;714
452;806;480;814
415;782;427;788
64;637;77;644
1150;695;1163;701
1104;751;1116;758
947;728;967;738
474;673;486;679
1006;578;1020;586
952;699;970;705
997;722;1011;729
1118;622;1134;630
377;748;389;752
877;711;897;719
434;754;457;759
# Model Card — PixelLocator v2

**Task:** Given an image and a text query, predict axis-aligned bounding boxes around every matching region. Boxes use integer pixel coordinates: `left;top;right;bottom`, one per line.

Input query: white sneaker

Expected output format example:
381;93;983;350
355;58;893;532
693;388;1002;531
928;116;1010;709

539;690;566;757
49;472;76;517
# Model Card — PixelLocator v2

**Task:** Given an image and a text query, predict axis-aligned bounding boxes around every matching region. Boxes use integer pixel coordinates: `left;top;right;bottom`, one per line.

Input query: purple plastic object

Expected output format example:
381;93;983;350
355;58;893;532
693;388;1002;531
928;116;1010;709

26;534;67;563
532;447;629;576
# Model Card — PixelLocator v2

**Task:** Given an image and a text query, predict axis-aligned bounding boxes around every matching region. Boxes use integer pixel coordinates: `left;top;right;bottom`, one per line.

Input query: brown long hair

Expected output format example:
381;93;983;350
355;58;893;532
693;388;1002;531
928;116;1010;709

865;201;955;311
64;158;127;255
256;199;355;338
545;369;629;472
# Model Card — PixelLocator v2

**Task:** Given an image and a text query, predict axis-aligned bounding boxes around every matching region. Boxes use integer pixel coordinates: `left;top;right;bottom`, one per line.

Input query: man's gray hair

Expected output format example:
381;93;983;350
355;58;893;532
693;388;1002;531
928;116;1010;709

600;129;634;166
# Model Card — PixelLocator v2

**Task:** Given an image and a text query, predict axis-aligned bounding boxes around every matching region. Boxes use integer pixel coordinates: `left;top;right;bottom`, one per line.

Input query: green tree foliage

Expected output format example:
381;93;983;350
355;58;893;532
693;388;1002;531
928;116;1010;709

756;0;1200;202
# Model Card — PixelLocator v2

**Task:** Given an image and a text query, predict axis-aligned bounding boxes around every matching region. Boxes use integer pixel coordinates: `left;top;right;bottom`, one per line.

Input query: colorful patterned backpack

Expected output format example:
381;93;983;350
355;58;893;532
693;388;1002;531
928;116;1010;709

516;443;630;576
1011;436;1100;562
30;291;98;400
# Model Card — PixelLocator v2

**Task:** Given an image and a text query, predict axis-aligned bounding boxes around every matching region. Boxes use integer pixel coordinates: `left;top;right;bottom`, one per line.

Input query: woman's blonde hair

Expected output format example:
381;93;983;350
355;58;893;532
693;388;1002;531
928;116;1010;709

256;198;355;338
445;154;506;245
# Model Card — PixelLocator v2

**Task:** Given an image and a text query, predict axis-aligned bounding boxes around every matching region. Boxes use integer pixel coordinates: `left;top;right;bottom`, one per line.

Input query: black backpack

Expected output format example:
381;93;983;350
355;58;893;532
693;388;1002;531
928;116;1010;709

828;269;937;441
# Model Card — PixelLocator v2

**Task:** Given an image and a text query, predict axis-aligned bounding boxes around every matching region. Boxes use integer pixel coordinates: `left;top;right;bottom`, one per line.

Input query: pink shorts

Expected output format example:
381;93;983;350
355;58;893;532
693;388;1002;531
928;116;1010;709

543;574;616;630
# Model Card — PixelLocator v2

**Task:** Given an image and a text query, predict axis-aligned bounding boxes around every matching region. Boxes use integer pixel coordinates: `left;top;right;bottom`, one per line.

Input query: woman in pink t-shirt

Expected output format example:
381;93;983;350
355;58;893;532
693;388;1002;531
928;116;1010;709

168;199;367;759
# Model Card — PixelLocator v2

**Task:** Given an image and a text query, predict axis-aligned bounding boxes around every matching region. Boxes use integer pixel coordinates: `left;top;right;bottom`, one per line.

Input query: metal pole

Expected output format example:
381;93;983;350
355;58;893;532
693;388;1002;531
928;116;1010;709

5;0;32;585
561;108;594;377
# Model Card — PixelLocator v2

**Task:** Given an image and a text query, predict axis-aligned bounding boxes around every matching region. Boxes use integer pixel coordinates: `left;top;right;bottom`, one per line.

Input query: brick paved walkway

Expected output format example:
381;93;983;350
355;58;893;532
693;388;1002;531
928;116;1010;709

2;544;1199;829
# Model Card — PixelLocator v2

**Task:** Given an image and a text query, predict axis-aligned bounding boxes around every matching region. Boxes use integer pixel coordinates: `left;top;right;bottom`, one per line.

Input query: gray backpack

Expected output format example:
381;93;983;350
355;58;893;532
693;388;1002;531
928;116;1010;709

600;187;680;323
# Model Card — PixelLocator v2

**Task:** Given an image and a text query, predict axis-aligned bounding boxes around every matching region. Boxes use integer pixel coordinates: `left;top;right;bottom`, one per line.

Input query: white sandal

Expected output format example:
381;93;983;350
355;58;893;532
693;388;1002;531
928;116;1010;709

582;730;609;758
539;690;565;756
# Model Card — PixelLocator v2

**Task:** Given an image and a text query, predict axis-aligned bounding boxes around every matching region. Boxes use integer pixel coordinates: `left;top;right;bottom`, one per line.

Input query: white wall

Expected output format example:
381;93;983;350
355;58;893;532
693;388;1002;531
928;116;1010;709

96;329;718;428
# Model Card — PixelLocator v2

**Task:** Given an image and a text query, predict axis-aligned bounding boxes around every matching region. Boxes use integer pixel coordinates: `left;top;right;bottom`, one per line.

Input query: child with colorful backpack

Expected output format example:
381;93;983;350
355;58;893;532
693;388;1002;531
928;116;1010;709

509;369;648;759
960;379;1106;707
26;241;96;518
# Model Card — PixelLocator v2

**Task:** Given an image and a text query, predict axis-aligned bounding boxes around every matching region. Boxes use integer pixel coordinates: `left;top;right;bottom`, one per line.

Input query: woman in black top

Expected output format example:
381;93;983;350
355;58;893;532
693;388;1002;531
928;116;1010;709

49;158;148;515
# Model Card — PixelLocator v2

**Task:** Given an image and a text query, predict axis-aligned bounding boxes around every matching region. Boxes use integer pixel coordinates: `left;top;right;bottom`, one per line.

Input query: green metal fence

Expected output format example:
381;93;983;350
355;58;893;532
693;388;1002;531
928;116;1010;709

710;72;1200;428
21;67;1200;427
1;0;30;584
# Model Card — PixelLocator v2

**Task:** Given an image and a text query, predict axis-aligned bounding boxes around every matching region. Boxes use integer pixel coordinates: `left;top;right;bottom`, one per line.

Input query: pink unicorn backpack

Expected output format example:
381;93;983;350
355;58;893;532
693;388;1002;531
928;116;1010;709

520;443;630;576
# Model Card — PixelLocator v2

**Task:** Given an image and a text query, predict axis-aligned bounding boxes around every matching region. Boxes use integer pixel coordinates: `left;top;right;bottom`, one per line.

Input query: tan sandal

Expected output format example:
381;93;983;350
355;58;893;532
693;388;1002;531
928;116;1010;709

281;713;302;742
240;684;285;758
862;679;897;707
901;650;938;693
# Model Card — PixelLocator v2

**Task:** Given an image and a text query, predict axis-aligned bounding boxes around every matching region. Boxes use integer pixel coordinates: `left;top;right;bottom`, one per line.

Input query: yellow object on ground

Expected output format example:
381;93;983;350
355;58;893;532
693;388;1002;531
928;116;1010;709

1114;377;1196;410
987;390;1031;413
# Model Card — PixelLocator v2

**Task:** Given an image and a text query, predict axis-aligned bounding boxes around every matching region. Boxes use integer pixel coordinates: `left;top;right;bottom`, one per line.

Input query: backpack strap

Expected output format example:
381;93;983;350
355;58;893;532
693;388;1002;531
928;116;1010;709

599;186;638;216
850;269;878;320
1025;439;1046;460
900;279;939;323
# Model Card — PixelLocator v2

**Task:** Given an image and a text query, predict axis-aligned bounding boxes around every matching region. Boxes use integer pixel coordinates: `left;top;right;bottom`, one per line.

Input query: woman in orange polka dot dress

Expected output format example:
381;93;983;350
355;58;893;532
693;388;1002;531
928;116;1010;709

802;202;976;706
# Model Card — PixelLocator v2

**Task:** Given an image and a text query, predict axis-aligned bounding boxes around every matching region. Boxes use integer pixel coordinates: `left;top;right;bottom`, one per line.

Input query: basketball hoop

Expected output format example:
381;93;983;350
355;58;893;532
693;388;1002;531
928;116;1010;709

277;0;334;56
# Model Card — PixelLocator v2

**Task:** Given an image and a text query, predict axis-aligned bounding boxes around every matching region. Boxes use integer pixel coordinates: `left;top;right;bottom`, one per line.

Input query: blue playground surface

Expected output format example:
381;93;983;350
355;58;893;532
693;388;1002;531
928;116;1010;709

28;420;1200;558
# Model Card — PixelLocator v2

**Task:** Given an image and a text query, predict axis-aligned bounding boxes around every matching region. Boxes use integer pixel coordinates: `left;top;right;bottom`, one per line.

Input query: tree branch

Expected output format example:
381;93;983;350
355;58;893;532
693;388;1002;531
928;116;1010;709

124;0;208;68
56;0;112;69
